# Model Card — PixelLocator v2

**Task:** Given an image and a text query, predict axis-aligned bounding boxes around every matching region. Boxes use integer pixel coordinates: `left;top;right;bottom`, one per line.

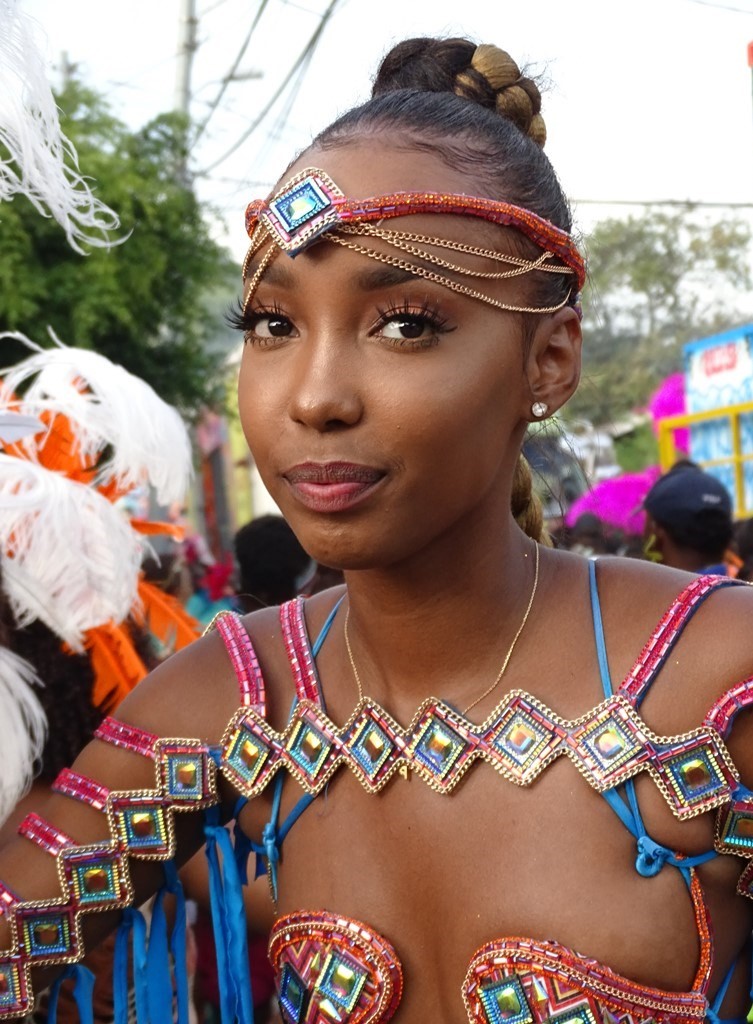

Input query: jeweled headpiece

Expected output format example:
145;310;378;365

243;168;585;315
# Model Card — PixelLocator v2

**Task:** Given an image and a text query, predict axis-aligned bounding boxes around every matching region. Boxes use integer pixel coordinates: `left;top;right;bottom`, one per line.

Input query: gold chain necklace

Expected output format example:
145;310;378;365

342;542;540;716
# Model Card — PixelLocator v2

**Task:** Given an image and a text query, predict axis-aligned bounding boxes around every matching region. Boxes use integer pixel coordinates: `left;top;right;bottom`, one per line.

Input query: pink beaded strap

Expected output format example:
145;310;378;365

211;611;266;714
280;597;323;704
618;575;736;707
18;813;74;857
52;769;110;812
94;717;158;759
704;677;753;738
0;883;19;915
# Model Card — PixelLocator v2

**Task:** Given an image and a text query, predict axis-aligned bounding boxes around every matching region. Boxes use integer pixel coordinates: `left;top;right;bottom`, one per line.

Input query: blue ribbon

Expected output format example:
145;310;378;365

47;964;95;1024
146;882;173;1024
113;907;149;1024
165;861;190;1024
204;806;255;1024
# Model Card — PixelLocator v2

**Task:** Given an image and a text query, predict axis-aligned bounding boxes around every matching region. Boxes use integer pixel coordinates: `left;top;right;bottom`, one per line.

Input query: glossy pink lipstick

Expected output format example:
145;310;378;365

283;462;385;512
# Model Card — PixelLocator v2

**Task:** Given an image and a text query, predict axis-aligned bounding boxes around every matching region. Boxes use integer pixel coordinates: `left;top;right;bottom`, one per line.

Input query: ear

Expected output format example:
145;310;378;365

523;307;582;420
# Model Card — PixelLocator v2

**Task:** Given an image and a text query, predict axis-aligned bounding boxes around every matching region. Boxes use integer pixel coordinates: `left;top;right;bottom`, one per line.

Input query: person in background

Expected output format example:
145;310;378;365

565;512;609;559
233;514;312;613
642;460;734;574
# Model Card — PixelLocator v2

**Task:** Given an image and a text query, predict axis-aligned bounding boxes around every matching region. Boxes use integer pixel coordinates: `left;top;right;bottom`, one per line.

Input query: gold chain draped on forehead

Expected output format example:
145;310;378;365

242;167;585;315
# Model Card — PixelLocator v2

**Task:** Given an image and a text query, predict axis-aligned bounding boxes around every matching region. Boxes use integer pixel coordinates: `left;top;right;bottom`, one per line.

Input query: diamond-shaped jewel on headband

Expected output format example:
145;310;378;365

261;170;344;256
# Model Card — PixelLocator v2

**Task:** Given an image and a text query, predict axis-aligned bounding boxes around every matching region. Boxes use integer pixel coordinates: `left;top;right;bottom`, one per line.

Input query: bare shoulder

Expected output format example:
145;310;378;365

116;587;347;742
594;555;753;690
589;555;753;766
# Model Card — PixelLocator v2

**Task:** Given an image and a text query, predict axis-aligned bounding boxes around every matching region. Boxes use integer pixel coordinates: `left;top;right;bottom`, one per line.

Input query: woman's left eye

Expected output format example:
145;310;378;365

380;316;435;341
372;306;455;348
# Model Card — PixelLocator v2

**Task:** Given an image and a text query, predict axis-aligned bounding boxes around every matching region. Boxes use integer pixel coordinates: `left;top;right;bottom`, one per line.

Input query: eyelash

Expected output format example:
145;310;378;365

225;297;289;345
371;300;455;349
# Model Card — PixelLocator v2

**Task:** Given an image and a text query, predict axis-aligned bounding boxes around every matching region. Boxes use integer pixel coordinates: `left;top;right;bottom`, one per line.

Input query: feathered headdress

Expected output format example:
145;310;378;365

0;0;121;252
0;335;200;821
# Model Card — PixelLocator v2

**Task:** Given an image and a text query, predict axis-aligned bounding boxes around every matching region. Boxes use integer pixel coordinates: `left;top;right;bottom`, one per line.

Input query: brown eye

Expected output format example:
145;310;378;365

380;315;433;341
253;314;293;338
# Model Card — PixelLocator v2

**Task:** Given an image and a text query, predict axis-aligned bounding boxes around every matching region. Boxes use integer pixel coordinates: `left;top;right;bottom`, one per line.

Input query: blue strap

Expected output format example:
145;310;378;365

708;957;743;1023
47;964;95;1024
593;562;720;882
588;559;613;698
601;787;716;883
312;595;345;656
113;907;149;1024
247;610;341;906
232;796;253;885
250;770;285;894
146;882;173;1024
279;793;316;844
163;860;190;1024
204;805;255;1024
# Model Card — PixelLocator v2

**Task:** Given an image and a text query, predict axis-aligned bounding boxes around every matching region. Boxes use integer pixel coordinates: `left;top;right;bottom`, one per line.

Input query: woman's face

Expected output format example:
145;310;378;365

237;141;573;570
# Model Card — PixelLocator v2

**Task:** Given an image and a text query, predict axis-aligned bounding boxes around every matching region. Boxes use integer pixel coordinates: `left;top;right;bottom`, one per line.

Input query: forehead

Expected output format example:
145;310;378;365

255;140;521;265
284;138;488;206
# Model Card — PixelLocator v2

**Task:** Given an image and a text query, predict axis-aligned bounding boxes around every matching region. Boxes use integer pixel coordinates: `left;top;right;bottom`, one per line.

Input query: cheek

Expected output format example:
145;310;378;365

237;349;279;464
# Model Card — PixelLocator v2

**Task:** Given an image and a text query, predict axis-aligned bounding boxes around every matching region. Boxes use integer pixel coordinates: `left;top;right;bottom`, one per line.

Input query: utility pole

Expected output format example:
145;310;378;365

749;42;753;125
175;0;198;116
174;0;198;184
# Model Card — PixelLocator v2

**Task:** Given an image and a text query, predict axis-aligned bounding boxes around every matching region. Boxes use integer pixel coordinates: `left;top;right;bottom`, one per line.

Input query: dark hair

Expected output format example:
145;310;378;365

656;513;733;563
309;36;575;314
234;514;312;611
8;620;99;782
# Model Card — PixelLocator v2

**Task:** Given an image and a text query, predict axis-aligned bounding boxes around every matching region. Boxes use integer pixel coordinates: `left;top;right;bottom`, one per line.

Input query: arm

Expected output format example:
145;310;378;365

0;622;244;1018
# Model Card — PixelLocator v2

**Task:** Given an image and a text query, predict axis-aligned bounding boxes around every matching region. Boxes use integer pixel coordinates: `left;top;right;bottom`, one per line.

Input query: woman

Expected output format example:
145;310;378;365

1;36;753;1024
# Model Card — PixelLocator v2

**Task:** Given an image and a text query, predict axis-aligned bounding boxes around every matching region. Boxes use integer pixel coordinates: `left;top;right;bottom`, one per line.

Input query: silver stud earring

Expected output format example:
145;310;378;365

531;401;549;418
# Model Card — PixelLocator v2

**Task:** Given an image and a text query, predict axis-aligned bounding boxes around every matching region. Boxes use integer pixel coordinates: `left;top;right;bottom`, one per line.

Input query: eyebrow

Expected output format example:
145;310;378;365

244;257;423;291
354;266;420;290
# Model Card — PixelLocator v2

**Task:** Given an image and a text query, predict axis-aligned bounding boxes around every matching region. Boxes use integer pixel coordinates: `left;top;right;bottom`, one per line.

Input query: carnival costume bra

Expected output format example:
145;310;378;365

0;566;753;1023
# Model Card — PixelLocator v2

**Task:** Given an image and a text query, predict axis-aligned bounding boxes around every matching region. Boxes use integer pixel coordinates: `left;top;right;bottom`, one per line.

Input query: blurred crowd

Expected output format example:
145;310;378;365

556;459;751;580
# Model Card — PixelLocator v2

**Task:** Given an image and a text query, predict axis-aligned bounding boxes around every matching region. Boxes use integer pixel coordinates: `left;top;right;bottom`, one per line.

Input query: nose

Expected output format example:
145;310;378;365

287;332;363;433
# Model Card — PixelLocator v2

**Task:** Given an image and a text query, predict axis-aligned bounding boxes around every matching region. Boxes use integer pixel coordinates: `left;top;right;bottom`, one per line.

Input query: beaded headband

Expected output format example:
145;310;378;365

242;168;585;316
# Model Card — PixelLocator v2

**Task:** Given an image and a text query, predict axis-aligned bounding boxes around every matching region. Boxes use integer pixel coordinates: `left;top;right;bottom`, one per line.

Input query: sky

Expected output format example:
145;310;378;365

21;0;753;261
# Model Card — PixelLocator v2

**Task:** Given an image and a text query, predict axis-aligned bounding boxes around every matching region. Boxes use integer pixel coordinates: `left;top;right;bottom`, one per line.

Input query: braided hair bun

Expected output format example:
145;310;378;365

372;38;546;148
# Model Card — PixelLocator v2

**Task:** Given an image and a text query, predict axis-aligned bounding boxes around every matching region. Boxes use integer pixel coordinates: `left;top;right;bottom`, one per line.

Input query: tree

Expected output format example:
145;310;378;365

0;80;238;414
566;210;753;427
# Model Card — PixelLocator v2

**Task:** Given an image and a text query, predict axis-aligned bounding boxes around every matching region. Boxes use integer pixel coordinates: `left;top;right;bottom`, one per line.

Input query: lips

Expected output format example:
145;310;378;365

283;461;385;512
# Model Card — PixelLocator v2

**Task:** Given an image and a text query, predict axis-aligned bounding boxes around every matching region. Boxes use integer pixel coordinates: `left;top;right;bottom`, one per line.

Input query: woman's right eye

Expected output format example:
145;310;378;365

249;313;295;339
242;310;298;345
225;300;296;345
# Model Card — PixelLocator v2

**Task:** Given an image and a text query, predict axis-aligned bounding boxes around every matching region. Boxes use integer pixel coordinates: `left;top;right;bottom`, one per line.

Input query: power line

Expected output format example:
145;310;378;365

684;0;753;13
196;0;340;176
572;197;753;208
191;0;271;149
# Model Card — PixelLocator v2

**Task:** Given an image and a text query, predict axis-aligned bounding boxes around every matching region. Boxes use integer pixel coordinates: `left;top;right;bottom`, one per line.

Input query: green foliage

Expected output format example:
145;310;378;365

567;210;753;430
0;80;238;414
613;422;659;473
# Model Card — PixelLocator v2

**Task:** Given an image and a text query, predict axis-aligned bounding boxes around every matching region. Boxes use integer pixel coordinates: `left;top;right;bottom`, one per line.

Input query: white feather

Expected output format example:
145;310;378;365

0;0;120;252
0;412;43;444
1;333;193;506
0;455;144;650
0;646;46;827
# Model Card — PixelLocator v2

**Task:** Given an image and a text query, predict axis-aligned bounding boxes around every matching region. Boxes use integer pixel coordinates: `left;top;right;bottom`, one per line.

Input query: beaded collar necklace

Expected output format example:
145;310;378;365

242;167;585;315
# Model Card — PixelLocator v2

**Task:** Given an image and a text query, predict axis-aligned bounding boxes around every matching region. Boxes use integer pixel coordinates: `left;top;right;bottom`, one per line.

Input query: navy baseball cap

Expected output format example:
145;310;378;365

643;462;733;532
